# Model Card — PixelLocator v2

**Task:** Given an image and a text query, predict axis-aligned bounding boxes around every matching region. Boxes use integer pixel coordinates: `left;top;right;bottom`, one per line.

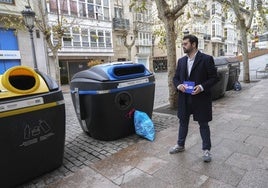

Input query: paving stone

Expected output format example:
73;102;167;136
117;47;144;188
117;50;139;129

245;135;268;147
189;161;245;186
225;152;268;170
237;169;268;188
200;178;235;188
48;167;119;188
259;146;268;160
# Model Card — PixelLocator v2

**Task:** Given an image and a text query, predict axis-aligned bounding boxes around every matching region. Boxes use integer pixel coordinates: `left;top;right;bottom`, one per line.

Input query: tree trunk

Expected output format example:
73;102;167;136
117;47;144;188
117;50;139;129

240;25;250;83
52;51;61;86
164;20;177;109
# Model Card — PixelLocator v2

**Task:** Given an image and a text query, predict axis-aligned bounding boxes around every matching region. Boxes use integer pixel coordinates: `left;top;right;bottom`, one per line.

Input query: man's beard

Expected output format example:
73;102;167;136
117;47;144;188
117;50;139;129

183;48;191;53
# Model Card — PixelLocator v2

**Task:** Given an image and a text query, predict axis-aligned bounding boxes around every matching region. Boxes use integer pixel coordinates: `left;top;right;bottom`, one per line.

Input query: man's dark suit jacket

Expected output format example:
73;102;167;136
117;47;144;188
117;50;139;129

173;51;218;122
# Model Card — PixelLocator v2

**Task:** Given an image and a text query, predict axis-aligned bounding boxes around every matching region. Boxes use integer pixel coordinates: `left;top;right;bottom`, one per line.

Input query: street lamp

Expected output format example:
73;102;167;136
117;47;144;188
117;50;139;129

21;6;38;70
183;29;190;36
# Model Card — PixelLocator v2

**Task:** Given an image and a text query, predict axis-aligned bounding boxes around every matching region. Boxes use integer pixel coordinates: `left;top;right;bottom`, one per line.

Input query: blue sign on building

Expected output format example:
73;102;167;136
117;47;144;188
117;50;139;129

0;28;21;74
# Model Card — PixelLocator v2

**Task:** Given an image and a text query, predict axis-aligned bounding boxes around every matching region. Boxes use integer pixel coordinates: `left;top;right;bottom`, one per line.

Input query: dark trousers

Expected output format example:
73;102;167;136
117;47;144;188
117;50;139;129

177;95;211;150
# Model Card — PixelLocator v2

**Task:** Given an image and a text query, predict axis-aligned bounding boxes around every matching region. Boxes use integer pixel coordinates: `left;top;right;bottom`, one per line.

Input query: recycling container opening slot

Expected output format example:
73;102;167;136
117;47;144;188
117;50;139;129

112;64;145;77
1;66;41;94
9;75;36;90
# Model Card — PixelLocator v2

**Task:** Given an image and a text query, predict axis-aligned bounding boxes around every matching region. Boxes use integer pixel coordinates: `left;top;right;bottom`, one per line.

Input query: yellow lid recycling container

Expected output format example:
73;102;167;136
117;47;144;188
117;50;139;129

0;66;65;187
0;66;49;99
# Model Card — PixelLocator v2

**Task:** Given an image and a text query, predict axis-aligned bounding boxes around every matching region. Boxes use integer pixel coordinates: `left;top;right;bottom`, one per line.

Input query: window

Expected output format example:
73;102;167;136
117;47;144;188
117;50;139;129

212;4;215;15
49;0;58;13
90;30;97;47
0;0;14;4
70;0;78;16
211;18;222;38
103;0;109;6
79;0;87;17
81;29;89;47
105;31;111;47
114;7;123;19
88;4;95;18
103;7;109;20
59;0;68;15
98;31;104;47
136;13;142;21
96;6;103;20
63;28;72;46
72;28;81;47
138;32;151;46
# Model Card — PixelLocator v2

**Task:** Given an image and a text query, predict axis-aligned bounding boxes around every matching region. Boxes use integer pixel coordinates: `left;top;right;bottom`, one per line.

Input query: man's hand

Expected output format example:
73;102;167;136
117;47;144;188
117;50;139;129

192;85;202;95
177;84;186;92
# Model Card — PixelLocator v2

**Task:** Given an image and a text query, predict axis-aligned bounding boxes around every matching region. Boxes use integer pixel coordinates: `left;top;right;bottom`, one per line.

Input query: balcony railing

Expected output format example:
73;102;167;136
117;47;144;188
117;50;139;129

113;18;130;30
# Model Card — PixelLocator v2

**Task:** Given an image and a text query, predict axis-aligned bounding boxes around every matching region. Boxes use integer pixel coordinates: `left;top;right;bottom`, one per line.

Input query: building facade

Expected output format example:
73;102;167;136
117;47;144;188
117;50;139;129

46;0;113;83
0;0;48;74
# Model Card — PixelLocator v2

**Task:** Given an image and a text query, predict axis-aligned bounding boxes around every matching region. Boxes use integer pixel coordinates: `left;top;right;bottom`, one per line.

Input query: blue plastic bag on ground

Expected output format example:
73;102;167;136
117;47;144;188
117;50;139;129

134;110;155;141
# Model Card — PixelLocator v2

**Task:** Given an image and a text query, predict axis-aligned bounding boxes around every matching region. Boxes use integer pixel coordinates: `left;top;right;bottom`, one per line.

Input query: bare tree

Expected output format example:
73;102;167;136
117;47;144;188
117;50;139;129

217;0;255;83
121;25;138;61
131;0;188;108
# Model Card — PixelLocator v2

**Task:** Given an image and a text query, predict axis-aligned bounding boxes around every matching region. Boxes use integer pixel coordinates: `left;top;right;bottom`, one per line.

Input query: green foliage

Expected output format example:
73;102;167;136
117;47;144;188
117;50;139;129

129;0;147;12
87;59;103;68
0;14;25;31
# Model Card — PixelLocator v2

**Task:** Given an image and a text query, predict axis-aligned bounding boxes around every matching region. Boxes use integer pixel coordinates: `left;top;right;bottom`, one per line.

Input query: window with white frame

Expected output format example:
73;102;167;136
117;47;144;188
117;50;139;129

81;28;89;47
103;0;109;20
114;7;123;19
0;0;14;4
90;30;97;47
138;32;151;46
211;18;222;38
63;28;72;46
88;1;95;19
96;5;103;20
47;0;109;20
58;27;111;48
211;2;221;15
105;31;111;47
70;0;78;16
72;28;81;46
49;0;58;13
78;0;87;17
98;30;105;47
59;0;68;15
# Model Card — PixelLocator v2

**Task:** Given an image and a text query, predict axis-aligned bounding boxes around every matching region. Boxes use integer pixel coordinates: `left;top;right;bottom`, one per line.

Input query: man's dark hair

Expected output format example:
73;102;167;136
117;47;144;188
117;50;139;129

183;34;198;49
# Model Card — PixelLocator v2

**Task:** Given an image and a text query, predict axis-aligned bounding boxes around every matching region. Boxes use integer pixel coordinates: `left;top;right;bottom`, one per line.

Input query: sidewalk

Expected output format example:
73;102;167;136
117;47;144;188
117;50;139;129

49;79;268;187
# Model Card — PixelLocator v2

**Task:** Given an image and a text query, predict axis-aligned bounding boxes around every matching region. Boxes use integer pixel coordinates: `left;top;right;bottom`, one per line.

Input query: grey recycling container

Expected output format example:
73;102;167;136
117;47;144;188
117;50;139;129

211;57;229;100
226;56;240;91
70;61;155;141
0;66;65;188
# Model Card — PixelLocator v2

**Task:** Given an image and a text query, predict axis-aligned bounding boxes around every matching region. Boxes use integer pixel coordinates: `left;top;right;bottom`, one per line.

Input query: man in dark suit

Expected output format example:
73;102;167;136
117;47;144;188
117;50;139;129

169;34;218;162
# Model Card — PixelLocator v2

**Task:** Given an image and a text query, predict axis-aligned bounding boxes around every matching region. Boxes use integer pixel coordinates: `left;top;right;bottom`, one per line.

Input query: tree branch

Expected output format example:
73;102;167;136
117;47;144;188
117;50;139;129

257;0;268;30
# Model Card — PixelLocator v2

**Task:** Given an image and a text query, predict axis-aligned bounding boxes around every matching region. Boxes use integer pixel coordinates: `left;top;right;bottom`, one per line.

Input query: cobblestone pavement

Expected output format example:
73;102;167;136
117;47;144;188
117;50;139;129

18;70;261;187
19;72;172;187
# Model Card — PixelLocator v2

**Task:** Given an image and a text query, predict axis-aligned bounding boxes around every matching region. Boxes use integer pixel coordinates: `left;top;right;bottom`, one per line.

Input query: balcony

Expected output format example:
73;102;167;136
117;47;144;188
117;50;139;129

113;18;130;31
